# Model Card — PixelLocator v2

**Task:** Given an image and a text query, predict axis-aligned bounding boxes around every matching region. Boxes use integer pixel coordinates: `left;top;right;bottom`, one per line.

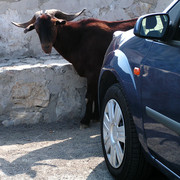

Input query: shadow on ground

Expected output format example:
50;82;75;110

0;120;105;178
0;120;170;179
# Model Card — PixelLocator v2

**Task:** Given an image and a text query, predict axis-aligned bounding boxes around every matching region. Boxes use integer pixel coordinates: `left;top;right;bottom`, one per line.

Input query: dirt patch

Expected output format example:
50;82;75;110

0;119;169;180
0;120;113;180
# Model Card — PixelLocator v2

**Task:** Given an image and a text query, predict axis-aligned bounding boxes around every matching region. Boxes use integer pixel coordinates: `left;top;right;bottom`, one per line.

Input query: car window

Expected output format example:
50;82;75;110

168;1;180;22
167;1;180;41
173;19;180;40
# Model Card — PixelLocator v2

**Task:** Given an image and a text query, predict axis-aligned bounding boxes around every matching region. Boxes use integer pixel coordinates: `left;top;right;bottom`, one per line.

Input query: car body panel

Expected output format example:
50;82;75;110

141;41;180;176
99;31;153;152
98;0;180;179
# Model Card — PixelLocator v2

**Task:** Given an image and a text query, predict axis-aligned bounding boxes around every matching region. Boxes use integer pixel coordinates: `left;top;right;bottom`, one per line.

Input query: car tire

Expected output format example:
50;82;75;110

100;83;151;180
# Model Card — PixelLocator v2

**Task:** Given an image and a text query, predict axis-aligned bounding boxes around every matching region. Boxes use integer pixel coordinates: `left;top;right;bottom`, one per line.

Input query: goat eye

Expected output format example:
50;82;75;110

56;21;61;26
56;20;66;26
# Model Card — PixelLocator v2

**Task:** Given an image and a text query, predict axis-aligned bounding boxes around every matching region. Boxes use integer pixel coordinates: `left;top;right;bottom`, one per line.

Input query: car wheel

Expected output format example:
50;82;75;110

101;83;151;179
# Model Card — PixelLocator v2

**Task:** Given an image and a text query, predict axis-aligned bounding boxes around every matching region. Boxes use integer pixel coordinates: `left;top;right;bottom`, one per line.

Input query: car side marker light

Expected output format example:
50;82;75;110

134;67;140;76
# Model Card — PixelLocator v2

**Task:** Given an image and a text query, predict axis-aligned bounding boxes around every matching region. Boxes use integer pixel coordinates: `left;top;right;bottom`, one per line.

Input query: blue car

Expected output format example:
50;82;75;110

98;0;180;179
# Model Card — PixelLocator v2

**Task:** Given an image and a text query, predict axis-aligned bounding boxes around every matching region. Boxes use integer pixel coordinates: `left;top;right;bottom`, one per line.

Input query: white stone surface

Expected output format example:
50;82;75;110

0;0;172;58
0;56;87;126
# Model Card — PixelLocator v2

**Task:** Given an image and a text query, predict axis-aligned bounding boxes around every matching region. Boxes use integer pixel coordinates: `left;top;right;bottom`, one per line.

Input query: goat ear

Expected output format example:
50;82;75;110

56;20;66;26
24;24;35;33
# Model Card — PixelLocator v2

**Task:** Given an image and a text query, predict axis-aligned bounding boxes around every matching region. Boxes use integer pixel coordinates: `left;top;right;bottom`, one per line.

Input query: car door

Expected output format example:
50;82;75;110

141;34;180;176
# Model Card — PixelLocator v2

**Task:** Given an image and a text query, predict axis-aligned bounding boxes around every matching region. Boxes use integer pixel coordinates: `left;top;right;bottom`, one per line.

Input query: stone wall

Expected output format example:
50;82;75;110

0;0;172;126
0;56;86;126
0;0;171;58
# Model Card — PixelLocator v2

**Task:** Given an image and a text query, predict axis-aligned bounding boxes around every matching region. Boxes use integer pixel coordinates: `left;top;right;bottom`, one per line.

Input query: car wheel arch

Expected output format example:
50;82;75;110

98;70;118;110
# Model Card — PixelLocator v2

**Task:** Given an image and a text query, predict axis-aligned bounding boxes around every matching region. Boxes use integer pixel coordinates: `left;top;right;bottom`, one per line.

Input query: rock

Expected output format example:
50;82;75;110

2;111;42;127
11;82;50;108
0;56;87;126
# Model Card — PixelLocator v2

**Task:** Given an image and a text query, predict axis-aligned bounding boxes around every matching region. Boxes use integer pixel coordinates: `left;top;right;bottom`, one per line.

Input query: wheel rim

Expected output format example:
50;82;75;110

103;99;125;168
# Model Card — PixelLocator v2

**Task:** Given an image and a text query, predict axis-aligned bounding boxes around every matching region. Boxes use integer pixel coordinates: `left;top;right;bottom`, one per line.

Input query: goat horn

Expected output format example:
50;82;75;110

46;8;86;21
11;11;42;28
12;16;35;28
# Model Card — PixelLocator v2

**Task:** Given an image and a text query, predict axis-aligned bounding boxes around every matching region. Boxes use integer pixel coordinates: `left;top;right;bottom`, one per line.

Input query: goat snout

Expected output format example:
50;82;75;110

41;43;52;54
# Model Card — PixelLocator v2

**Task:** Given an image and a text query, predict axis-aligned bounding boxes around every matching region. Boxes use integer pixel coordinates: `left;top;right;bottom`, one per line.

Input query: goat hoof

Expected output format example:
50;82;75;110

80;123;89;129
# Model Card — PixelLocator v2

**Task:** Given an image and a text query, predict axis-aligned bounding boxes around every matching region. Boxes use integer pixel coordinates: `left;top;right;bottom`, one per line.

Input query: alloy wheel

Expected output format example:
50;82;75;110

103;99;125;168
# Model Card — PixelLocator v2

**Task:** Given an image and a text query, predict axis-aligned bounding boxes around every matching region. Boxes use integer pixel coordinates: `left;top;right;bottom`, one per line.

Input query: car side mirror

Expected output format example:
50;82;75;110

134;13;170;40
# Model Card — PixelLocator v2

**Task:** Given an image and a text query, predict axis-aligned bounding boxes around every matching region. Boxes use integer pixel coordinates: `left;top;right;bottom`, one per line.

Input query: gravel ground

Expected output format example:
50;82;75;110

0;120;113;180
0;119;168;180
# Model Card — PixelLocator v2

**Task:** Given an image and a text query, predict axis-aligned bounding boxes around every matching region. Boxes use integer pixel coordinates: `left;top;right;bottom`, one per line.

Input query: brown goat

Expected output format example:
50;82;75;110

12;9;137;127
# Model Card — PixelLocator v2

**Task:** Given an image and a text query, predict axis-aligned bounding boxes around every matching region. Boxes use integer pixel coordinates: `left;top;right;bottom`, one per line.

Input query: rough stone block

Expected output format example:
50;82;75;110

0;56;87;126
